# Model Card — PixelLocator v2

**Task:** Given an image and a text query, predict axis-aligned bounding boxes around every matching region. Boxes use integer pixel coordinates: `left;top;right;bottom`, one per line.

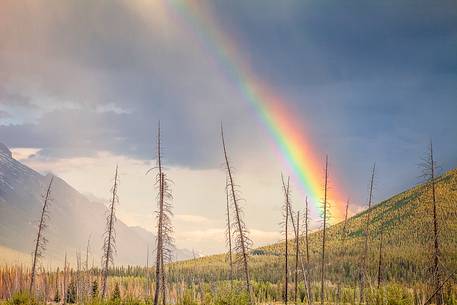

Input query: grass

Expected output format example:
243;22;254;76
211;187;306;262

1;169;457;304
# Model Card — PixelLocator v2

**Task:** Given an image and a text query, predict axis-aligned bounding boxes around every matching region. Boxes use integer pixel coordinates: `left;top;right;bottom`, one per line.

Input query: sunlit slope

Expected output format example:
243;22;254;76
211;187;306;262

170;168;457;284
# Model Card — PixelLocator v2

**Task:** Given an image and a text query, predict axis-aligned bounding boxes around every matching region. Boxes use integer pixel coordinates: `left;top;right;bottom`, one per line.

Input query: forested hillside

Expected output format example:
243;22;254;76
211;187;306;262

170;168;457;286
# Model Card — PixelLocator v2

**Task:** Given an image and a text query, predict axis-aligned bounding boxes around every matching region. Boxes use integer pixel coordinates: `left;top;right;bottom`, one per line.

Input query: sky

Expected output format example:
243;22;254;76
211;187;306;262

1;0;456;255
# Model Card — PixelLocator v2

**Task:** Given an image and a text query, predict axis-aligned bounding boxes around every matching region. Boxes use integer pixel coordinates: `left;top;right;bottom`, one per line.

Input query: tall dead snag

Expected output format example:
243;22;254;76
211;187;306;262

421;141;442;305
153;124;174;305
101;165;119;299
337;199;350;305
221;124;253;304
225;176;234;288
304;197;310;267
304;197;312;304
294;211;300;305
320;155;329;305
161;173;174;305
281;175;291;305
360;163;376;304
30;176;54;293
63;252;67;304
377;230;383;289
287;194;311;305
84;237;90;303
153;123;163;305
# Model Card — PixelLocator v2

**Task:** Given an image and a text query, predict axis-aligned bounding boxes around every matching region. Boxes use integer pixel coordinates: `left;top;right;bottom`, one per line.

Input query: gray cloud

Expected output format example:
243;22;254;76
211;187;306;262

0;0;456;205
0;110;10;119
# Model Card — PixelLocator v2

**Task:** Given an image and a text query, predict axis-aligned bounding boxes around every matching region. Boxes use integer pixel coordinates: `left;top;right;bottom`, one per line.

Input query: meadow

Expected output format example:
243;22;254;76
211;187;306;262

1;167;456;305
0;135;456;305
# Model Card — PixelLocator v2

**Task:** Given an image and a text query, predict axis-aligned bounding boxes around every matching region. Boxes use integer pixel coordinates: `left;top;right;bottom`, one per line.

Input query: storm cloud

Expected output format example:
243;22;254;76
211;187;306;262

1;0;456;203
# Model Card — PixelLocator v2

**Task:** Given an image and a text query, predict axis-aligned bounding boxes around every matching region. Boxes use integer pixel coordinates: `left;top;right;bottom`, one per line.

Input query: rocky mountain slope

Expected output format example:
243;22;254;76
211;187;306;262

0;143;192;266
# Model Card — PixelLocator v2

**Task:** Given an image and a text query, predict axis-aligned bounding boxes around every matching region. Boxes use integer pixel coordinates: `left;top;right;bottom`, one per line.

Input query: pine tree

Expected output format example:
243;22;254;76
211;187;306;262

91;280;99;299
111;282;121;301
66;281;77;304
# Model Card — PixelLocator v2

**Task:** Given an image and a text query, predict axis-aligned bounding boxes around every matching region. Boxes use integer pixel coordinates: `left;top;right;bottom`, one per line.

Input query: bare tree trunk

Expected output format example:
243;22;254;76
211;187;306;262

360;163;376;304
305;198;310;267
153;174;164;305
160;233;166;305
294;211;300;305
377;230;383;290
30;176;54;294
76;250;81;303
282;175;290;305
152;123;174;305
304;197;312;304
225;176;234;288
101;165;119;299
63;252;67;304
221;124;252;304
423;271;454;305
428;142;442;305
85;238;90;303
146;244;150;297
320;155;329;305
337;199;350;305
287;197;311;305
153;123;164;305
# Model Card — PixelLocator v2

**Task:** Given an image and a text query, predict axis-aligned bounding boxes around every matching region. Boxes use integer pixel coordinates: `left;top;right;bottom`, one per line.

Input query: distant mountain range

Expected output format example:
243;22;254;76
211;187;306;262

0;143;193;267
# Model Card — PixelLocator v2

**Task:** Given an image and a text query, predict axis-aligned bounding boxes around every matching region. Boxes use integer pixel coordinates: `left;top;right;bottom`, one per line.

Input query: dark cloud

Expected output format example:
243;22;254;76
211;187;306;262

0;0;456;204
212;0;457;85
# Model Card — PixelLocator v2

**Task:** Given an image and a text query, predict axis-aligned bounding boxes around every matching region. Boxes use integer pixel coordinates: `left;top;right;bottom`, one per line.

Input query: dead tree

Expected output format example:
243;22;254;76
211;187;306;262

320;155;329;305
294;211;300;305
30;176;54;293
423;271;455;305
63;252;67;304
287;194;311;305
360;163;376;304
377;230;383;289
221;124;253;304
304;197;312;304
146;244;150;297
304;197;310;267
84;237;90;303
225;176;234;288
101;165;119;299
160;173;173;305
152;124;174;305
153;123;164;305
281;175;291;305
337;199;350;304
421;141;443;305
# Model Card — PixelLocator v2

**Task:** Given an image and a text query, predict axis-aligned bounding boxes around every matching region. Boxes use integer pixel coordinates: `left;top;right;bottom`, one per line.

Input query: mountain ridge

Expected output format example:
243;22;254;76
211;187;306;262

0;143;193;266
170;167;457;284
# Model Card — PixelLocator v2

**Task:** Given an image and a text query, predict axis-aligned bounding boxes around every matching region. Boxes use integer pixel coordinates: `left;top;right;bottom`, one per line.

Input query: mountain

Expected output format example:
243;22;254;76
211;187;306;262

170;167;457;284
0;143;193;266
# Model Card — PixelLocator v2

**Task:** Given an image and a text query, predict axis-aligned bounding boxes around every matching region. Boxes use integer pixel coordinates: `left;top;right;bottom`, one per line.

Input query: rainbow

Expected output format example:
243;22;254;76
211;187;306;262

163;0;346;222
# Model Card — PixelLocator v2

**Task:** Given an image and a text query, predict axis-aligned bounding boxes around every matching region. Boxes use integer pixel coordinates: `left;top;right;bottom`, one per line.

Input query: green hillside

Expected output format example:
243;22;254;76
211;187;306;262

169;168;457;286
